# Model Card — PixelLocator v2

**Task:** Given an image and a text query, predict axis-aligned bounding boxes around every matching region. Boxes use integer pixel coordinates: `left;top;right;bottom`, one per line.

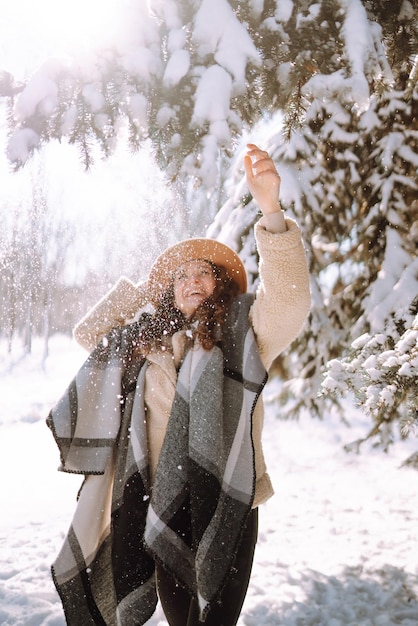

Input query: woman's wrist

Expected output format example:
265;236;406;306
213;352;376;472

257;198;282;215
259;209;287;234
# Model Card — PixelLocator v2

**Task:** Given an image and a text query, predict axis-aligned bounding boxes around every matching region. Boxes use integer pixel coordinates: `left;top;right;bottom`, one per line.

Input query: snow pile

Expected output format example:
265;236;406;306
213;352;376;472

1;335;418;625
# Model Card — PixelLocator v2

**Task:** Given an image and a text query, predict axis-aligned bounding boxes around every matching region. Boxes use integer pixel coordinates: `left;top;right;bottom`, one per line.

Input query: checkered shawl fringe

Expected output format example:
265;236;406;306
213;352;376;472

47;294;267;625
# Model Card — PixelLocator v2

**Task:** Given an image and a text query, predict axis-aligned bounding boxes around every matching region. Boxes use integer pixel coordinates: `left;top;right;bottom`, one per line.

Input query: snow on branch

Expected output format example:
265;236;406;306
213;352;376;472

192;0;260;86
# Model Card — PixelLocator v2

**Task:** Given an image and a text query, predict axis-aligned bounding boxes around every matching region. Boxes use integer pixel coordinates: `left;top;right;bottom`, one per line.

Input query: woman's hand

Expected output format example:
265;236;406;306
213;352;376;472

244;144;287;233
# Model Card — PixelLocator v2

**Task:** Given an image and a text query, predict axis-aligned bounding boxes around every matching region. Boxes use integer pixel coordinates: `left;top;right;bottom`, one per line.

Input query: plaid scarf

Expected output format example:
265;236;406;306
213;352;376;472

47;294;267;625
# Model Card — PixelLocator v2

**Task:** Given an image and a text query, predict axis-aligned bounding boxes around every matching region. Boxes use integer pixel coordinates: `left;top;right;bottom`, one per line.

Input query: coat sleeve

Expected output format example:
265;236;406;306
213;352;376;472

73;277;149;351
249;217;311;371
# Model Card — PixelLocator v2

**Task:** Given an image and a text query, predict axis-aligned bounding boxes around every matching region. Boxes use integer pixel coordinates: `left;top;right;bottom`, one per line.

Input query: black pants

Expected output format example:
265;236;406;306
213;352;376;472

155;508;258;626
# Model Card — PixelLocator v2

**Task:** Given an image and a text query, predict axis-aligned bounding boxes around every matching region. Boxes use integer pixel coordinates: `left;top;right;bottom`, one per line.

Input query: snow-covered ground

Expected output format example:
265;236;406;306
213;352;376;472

1;335;418;626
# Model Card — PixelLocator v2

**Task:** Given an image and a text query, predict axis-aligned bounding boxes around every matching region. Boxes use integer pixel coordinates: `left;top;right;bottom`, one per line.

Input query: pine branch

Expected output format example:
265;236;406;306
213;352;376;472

282;82;307;141
343;414;392;454
0;71;24;96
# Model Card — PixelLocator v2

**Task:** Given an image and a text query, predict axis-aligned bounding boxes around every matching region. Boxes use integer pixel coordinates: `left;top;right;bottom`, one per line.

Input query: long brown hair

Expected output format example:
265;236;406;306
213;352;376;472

133;263;240;356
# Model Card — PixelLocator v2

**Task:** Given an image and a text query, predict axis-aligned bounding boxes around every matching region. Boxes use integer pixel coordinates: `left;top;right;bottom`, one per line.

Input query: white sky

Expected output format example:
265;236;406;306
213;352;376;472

1;0;124;79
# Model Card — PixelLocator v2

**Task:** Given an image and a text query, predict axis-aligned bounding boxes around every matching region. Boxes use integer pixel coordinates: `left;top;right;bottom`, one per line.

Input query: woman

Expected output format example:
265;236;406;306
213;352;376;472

47;144;311;626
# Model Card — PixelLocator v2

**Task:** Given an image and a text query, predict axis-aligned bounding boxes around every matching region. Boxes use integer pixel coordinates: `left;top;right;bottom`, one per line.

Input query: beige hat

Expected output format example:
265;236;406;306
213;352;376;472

148;238;247;304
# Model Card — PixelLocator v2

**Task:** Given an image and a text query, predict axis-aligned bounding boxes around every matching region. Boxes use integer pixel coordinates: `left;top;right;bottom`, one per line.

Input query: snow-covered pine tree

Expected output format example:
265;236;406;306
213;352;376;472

5;1;414;189
323;297;418;452
206;0;418;445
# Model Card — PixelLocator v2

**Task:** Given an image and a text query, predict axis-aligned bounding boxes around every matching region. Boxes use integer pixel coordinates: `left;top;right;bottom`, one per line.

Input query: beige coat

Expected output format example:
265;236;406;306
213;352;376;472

74;218;311;507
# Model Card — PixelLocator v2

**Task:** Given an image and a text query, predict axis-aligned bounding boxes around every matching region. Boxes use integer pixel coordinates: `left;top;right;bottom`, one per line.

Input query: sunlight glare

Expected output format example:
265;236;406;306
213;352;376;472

15;0;122;59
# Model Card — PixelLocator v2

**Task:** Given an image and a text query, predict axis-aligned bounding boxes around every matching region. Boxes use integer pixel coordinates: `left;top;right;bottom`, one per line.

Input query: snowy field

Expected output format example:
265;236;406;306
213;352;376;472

1;335;418;626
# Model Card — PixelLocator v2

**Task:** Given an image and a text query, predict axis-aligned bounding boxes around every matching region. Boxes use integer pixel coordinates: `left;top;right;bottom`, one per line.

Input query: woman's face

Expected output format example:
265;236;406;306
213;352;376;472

173;259;216;318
